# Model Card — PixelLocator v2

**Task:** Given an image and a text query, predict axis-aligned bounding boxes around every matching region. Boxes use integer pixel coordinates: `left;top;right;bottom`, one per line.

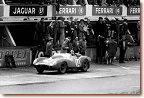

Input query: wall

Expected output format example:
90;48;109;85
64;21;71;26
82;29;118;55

0;47;32;67
86;46;140;62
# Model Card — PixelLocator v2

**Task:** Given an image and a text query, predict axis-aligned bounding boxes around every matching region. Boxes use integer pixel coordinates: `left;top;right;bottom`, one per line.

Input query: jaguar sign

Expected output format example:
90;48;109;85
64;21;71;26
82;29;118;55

10;5;47;16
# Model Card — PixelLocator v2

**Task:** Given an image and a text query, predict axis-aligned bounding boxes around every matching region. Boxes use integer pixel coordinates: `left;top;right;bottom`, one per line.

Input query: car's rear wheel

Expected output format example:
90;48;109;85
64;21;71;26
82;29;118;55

58;62;67;74
35;66;44;74
81;59;90;72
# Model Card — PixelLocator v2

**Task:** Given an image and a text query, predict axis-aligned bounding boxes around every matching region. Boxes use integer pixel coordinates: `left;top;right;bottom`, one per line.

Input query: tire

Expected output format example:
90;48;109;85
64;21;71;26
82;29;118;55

81;59;90;72
58;62;68;74
36;66;44;74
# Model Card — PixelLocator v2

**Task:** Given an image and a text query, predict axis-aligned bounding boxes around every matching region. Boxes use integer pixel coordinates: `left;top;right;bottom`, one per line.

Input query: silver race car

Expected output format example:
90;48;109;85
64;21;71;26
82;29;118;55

33;53;91;74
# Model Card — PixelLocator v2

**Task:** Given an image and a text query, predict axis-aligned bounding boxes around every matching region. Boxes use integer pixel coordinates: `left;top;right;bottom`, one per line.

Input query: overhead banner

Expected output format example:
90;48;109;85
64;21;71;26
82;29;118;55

10;5;47;16
127;6;140;15
92;6;122;15
53;6;86;16
0;47;31;67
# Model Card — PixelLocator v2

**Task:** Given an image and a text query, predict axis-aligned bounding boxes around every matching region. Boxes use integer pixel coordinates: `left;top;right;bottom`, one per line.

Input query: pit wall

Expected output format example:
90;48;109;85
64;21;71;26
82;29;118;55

0;46;140;67
0;47;32;67
86;46;140;62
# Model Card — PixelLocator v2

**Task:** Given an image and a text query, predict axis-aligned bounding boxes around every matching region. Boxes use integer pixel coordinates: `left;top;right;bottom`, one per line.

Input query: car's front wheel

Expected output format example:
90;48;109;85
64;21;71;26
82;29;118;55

35;66;44;74
81;59;90;72
58;62;68;74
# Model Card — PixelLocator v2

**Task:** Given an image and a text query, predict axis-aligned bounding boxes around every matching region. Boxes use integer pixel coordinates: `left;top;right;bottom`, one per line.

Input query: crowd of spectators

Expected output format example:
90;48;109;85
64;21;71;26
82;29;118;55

34;17;93;56
34;16;136;64
34;16;95;55
5;0;140;7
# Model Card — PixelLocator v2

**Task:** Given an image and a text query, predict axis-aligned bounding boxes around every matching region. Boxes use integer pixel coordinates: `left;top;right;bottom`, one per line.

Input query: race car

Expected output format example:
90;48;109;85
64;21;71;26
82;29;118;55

33;53;91;74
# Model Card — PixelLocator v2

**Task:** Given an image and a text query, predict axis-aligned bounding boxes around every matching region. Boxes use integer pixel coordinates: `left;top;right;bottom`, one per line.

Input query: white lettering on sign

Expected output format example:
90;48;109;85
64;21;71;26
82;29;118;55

13;7;36;15
58;7;77;14
95;8;114;14
16;62;26;66
0;49;28;60
130;8;140;14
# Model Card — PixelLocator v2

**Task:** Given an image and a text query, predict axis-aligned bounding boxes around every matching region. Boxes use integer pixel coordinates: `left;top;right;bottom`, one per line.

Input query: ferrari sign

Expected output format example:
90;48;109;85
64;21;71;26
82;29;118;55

0;47;31;67
127;6;140;15
53;6;86;16
92;6;122;15
10;5;47;16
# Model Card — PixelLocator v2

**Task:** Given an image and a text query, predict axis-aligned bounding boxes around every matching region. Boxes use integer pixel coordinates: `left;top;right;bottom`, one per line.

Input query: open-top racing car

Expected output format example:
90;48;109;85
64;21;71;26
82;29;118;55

33;53;91;74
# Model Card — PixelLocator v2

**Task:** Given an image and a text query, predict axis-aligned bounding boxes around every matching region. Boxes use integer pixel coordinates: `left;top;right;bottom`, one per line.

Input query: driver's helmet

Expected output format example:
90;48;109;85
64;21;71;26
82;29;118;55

70;50;75;55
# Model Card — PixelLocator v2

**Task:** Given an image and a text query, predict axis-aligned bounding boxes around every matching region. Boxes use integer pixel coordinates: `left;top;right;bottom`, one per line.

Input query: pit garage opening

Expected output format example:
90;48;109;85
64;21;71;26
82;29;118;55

7;22;36;46
0;22;43;67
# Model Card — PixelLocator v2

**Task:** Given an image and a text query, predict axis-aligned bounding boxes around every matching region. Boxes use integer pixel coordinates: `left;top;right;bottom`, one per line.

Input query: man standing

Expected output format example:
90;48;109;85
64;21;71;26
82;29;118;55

47;20;54;40
79;37;87;55
85;18;94;43
96;17;106;64
137;21;140;45
78;19;86;40
34;18;46;47
45;37;53;57
73;37;79;53
52;17;60;48
119;19;128;63
69;17;77;41
58;17;66;47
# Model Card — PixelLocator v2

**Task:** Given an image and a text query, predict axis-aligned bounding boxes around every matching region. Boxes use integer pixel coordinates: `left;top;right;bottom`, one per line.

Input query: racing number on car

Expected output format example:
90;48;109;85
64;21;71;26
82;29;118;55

75;59;81;67
72;56;81;67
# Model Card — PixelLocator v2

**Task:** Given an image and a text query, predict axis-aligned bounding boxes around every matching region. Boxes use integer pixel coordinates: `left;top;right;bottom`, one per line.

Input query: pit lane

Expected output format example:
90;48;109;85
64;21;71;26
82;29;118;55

0;61;140;86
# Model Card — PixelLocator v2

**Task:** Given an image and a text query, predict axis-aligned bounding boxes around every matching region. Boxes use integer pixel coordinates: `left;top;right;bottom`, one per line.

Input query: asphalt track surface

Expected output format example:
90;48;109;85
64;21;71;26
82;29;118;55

0;61;140;94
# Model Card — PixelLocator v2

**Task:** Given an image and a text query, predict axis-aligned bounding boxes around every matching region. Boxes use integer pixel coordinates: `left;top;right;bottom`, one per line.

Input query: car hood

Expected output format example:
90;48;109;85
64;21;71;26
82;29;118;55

33;57;59;66
33;53;72;66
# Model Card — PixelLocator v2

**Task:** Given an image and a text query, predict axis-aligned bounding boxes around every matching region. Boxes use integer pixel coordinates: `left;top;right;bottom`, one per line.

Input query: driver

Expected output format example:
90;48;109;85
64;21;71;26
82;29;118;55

61;37;73;53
